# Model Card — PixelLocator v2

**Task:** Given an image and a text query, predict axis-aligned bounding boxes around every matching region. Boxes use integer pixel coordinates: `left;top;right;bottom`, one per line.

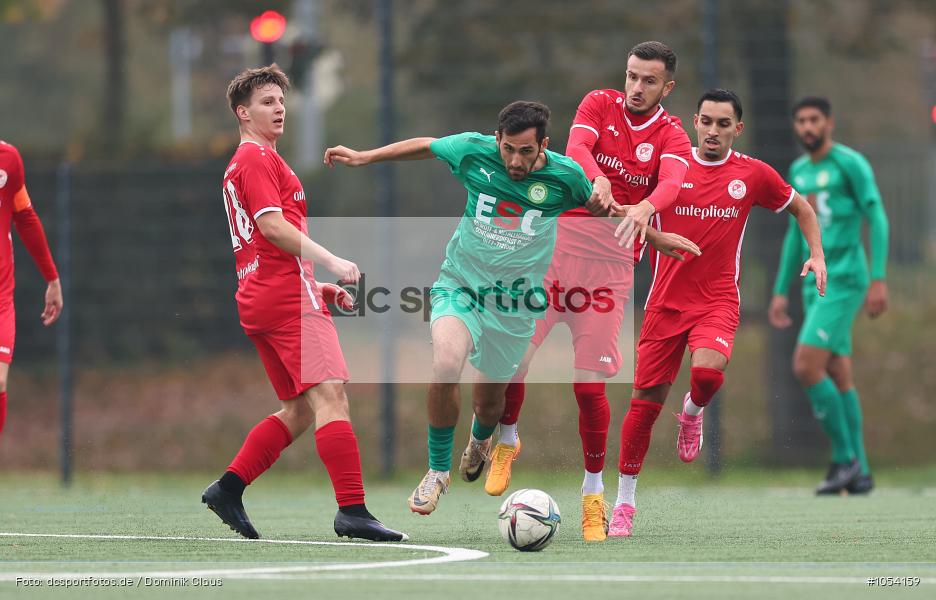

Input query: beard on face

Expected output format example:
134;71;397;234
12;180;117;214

799;132;825;152
627;95;657;115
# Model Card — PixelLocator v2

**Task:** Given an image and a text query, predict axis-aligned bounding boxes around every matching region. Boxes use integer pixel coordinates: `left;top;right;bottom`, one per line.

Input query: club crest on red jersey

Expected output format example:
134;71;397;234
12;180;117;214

635;143;654;163
728;179;747;200
0;169;7;189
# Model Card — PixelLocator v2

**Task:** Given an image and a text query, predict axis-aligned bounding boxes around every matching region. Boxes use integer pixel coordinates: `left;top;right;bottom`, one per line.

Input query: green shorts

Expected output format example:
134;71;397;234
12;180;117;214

429;282;536;382
798;275;866;356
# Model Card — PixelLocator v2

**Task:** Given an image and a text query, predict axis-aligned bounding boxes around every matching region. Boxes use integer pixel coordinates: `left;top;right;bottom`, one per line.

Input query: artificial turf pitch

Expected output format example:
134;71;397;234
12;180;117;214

1;469;933;599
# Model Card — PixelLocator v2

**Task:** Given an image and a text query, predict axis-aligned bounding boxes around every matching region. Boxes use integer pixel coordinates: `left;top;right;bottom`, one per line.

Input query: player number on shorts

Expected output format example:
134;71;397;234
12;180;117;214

223;180;255;251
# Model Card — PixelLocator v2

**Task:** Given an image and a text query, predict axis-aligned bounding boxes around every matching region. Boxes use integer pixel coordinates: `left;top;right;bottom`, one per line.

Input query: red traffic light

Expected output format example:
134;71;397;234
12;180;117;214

250;10;287;44
932;105;936;125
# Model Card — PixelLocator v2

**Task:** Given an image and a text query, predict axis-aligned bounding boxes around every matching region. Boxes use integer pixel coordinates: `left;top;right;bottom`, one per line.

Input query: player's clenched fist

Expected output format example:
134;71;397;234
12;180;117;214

323;145;370;168
767;295;793;329
319;282;356;311
324;255;361;284
585;176;616;216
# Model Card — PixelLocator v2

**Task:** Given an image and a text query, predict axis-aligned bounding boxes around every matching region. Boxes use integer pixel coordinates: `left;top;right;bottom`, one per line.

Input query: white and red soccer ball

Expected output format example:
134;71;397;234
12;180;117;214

497;488;561;551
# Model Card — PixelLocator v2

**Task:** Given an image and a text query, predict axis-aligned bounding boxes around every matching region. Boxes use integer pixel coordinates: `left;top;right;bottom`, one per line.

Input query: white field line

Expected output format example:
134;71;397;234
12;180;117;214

0;533;930;585
0;532;487;580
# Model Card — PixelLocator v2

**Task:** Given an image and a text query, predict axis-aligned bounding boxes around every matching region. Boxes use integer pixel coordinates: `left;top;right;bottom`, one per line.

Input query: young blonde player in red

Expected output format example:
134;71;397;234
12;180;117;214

607;89;827;537
202;65;406;543
0;140;62;438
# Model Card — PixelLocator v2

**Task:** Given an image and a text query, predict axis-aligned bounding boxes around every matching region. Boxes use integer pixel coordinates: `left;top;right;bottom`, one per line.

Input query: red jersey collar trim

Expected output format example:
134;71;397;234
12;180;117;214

692;147;733;166
622;104;664;131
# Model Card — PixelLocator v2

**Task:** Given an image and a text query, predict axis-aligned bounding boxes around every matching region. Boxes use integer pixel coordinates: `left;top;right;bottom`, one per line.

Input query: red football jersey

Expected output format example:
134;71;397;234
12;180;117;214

644;149;794;314
222;141;321;334
0;141;30;299
559;89;692;261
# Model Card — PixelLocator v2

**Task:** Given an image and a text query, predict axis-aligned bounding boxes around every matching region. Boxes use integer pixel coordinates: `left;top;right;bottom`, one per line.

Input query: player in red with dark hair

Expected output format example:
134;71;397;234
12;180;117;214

607;89;827;537
201;65;406;543
0;140;63;438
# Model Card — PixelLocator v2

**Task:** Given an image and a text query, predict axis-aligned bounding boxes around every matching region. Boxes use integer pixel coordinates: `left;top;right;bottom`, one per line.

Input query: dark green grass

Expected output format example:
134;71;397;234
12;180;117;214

1;468;934;599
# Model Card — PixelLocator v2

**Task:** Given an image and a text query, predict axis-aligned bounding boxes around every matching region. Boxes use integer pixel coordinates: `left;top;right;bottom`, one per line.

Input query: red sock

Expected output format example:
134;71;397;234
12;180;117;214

0;392;6;436
501;382;525;425
227;415;293;485
315;420;366;507
574;382;610;472
618;399;663;475
688;367;725;409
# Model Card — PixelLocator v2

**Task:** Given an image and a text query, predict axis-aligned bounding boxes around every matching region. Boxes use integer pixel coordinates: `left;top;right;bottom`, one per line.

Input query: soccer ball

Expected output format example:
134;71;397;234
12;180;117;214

497;488;561;551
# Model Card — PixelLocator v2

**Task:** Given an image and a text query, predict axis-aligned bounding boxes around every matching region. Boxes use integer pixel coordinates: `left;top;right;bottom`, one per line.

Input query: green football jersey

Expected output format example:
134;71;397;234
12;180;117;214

429;132;591;316
787;143;883;286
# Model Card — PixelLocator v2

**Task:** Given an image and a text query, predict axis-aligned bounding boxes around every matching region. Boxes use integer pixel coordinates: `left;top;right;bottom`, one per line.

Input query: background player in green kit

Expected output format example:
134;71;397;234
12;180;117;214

769;96;889;495
324;102;603;514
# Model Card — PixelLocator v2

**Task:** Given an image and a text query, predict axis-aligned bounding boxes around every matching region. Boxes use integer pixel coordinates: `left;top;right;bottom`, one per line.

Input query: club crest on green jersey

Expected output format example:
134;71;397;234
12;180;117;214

527;182;548;204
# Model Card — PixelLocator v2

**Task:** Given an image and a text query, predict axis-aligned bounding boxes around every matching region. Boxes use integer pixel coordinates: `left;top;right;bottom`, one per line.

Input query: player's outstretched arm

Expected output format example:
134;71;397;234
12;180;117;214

256;211;361;284
323;137;436;168
786;192;826;297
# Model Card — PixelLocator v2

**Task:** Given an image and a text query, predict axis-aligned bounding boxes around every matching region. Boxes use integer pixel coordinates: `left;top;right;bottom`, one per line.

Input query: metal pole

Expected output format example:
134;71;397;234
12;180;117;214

701;0;722;477
376;0;397;478
295;0;323;170
263;42;275;66
56;162;73;487
169;27;195;140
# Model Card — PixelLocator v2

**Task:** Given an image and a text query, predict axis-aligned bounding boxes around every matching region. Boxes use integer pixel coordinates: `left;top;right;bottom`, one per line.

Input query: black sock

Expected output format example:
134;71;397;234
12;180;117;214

339;503;372;518
219;471;246;497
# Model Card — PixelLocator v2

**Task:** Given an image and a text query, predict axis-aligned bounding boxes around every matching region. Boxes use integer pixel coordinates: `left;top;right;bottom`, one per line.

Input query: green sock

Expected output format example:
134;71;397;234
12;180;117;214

840;388;870;475
805;377;855;464
427;425;455;472
471;418;497;441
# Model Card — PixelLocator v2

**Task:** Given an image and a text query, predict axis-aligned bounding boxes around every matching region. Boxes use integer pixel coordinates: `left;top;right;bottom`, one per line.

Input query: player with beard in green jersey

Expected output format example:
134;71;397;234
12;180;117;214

769;96;889;495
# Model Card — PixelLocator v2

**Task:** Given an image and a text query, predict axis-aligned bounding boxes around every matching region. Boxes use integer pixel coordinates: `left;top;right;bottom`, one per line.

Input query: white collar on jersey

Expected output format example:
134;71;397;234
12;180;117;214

238;140;278;152
692;146;733;166
622;104;665;131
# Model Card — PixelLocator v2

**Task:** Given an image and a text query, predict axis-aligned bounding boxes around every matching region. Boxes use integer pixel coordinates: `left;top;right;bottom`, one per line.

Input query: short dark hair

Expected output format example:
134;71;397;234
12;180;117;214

226;64;290;117
628;41;677;76
792;96;831;118
697;89;743;120
497;101;551;143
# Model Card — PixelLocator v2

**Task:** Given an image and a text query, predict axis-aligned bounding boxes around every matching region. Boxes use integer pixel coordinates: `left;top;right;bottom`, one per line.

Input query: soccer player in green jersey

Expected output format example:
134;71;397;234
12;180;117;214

325;101;696;514
325;101;595;514
768;96;889;495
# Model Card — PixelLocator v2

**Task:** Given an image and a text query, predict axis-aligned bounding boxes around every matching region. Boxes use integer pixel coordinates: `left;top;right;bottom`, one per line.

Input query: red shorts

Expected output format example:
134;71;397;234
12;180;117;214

0;301;14;364
634;307;739;389
530;252;633;376
247;310;349;401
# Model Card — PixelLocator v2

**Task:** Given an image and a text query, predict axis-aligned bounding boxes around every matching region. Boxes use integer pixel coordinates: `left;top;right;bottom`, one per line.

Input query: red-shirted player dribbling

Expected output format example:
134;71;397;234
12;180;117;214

479;42;699;542
201;65;407;542
605;89;827;537
0;140;63;439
